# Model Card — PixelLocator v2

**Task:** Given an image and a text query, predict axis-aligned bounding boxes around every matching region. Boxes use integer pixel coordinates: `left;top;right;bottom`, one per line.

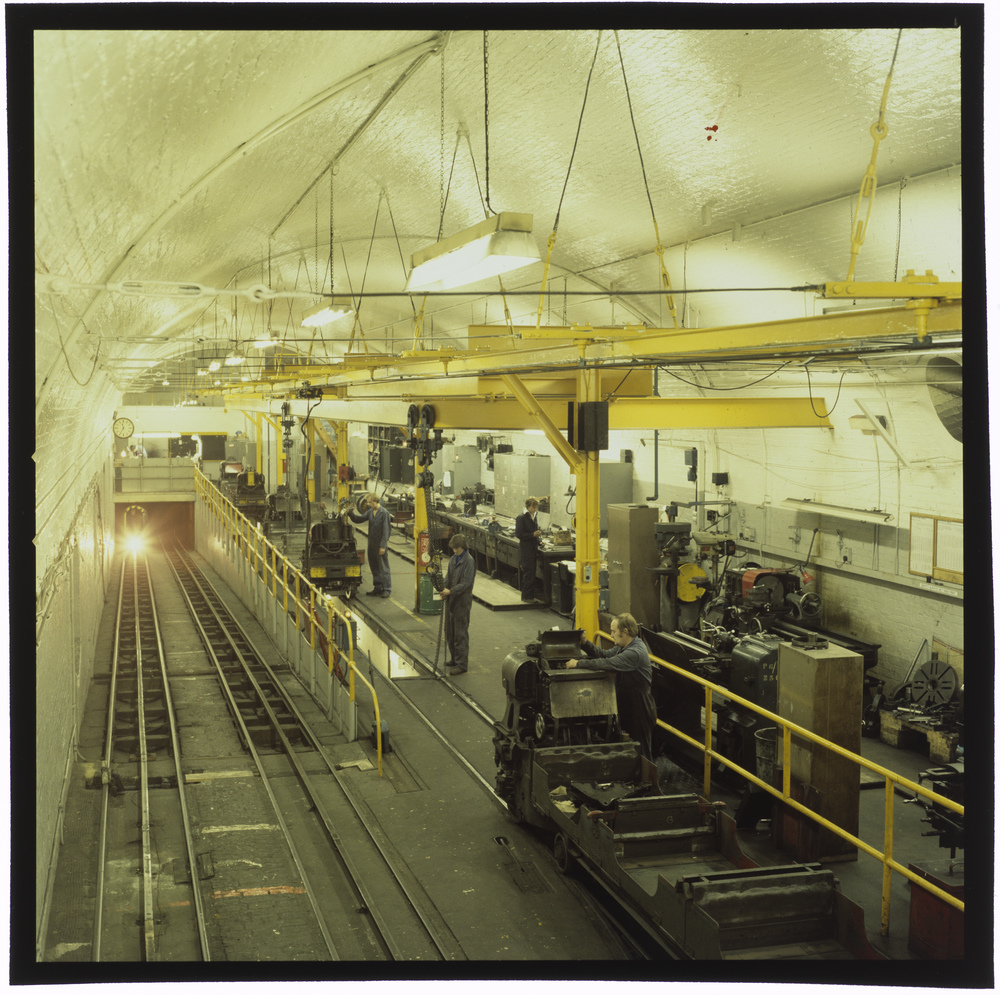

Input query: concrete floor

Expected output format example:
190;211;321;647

35;531;984;982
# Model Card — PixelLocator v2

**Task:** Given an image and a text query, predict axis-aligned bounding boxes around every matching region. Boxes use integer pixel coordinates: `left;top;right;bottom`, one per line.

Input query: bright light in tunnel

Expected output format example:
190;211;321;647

125;534;145;554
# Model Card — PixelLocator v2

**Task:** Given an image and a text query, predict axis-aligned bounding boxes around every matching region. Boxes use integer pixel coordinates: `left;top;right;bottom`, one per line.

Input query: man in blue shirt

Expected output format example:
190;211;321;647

348;493;393;598
566;612;656;759
442;534;476;676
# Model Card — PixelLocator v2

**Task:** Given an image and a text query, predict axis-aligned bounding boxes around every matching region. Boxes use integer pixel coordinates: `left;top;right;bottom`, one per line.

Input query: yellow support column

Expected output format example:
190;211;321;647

335;421;350;505
575;366;602;638
413;455;429;612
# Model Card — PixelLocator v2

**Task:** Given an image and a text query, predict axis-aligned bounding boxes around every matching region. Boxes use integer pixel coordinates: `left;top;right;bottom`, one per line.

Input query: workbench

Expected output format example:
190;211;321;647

430;509;575;607
879;710;961;763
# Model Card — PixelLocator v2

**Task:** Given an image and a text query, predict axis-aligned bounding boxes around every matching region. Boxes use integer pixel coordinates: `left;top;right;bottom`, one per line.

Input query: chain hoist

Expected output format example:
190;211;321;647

845;30;903;282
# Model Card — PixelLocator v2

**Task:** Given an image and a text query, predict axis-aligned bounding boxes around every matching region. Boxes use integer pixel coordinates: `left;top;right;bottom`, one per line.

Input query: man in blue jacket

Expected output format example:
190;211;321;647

442;534;476;676
566;613;656;759
348;493;393;598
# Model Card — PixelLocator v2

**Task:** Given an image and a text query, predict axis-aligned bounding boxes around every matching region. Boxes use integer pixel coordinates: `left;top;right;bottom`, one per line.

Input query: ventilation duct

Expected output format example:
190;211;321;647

924;355;962;443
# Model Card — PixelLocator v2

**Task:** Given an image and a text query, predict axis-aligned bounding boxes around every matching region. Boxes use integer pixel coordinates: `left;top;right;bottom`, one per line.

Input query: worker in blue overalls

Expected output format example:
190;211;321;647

442;534;477;676
349;493;393;598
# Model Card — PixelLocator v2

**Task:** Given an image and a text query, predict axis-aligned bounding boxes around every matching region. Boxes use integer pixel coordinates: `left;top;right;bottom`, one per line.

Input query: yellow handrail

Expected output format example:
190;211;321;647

613;630;962;936
194;470;382;775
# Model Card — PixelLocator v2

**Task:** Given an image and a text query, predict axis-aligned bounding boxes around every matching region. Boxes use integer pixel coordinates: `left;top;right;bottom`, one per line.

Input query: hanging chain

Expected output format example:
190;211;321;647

484;30;494;215
536;30;603;328
845;29;903;282
329;169;335;295
614;31;678;328
440;50;445;226
314;186;320;293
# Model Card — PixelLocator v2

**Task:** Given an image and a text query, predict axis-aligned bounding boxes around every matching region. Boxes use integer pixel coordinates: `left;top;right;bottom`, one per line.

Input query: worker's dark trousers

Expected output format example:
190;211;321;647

445;595;472;669
617;678;656;760
368;545;391;593
519;546;537;600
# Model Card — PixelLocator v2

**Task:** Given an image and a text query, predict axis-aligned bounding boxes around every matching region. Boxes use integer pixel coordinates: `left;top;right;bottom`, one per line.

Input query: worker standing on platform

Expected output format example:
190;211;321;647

441;534;476;676
349;493;393;598
515;496;542;603
567;613;656;759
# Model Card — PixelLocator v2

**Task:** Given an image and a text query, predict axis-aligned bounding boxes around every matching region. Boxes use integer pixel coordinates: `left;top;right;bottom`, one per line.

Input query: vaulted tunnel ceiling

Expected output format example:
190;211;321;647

33;21;965;403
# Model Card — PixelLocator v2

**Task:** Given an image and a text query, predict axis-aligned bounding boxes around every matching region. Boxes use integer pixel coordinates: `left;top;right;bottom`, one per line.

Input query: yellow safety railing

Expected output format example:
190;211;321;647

195;471;385;776
607;631;963;937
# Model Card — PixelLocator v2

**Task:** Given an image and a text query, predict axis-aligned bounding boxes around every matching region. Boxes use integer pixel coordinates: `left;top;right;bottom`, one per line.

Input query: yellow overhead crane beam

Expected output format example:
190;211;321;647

213;297;960;403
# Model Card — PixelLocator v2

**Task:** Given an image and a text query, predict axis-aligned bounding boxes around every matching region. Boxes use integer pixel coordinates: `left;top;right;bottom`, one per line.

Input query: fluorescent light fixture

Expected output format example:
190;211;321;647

780;498;893;524
253;335;278;348
224;353;244;366
208;359;221;372
405;212;541;292
302;296;354;327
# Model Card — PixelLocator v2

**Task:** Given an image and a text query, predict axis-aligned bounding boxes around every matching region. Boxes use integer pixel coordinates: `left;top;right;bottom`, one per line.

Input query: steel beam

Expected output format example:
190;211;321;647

218;302;960;399
608;396;830;429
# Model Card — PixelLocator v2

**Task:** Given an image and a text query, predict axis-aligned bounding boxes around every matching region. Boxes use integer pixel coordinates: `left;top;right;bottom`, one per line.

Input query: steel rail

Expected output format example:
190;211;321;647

165;541;460;961
161;543;344;961
133;554;157;959
143;551;213;960
91;557;128;961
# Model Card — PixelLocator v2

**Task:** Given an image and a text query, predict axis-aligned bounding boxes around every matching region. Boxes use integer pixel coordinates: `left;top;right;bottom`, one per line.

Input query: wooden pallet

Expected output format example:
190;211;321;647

879;710;960;763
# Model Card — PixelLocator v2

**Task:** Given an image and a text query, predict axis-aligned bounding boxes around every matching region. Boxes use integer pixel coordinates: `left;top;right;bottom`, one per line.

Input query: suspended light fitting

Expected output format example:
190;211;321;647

208;359;221;372
224;345;245;366
404;212;541;292
301;296;354;327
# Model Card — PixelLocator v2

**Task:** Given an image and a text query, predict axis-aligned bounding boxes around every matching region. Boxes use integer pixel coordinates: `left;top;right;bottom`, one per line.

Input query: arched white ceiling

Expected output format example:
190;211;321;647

34;21;964;401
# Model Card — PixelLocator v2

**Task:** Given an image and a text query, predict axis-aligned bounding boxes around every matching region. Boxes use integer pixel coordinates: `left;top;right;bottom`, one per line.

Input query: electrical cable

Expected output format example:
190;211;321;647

553;31;603;234
805;363;847;416
656;361;792;390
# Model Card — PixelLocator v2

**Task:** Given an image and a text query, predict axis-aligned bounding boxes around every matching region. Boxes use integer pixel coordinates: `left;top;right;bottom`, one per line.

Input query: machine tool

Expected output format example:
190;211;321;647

492;628;885;960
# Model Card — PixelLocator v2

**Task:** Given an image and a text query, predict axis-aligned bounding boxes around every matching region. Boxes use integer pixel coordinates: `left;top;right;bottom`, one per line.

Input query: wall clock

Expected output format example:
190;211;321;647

113;417;135;439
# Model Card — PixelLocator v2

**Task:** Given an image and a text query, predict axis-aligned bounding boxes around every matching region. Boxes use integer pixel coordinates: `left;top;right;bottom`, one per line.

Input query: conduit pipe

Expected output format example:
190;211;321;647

646;366;659;501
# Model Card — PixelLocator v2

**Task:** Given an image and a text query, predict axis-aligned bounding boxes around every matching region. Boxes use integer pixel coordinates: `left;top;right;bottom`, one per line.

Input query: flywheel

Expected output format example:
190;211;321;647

910;659;958;706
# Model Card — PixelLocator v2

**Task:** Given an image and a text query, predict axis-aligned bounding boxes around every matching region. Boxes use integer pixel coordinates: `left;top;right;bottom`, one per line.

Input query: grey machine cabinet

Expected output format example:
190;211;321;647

439;444;482;494
607;503;661;629
494;453;551;518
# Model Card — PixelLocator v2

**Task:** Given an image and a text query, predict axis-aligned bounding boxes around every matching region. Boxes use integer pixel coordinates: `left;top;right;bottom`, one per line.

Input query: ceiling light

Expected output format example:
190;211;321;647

196;368;208;376
224;346;245;366
404;212;541;292
208;359;221;372
779;499;893;524
302;296;354;327
214;379;221;386
162;379;170;386
253;335;278;348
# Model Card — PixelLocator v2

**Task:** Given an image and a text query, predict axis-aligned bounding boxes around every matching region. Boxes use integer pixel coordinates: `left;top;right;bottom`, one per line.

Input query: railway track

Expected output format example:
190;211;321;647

91;544;463;961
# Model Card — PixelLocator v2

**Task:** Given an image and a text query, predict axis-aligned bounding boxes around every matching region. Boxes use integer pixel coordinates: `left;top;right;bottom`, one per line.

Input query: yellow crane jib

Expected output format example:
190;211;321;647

820;271;962;342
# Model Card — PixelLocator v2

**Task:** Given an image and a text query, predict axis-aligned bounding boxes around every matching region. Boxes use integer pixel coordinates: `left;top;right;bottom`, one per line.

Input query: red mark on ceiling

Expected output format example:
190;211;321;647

705;124;719;141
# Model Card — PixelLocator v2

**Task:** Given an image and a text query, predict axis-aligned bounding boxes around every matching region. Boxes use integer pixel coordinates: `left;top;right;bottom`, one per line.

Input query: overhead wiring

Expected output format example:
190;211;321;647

535;29;603;328
46;296;101;388
805;362;847;416
656;361;793;391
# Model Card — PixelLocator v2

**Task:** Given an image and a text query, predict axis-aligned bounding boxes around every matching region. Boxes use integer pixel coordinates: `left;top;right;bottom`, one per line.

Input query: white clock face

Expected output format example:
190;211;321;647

113;417;135;439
